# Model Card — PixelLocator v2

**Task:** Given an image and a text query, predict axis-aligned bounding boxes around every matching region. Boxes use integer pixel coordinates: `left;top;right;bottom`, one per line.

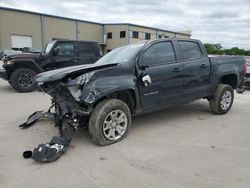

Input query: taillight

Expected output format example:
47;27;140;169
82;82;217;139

243;58;247;75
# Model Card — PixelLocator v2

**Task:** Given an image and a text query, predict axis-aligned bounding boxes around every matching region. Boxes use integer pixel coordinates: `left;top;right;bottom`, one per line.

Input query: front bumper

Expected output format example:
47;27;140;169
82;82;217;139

0;69;7;80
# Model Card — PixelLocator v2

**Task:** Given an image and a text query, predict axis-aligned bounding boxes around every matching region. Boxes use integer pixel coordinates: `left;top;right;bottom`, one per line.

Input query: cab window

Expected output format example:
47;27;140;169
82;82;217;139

179;41;202;60
140;42;176;66
56;42;75;56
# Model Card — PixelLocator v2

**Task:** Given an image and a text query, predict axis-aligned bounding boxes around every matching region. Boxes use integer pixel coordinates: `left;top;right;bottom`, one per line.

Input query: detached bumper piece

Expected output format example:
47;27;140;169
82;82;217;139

23;136;71;162
19;111;55;128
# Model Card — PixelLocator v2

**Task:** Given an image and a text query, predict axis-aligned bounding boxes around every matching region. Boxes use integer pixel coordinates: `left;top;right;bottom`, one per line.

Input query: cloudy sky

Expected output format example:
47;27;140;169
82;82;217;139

1;0;250;49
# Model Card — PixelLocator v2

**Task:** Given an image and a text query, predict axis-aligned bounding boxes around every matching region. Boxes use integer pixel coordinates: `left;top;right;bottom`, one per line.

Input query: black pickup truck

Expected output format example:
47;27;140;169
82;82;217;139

34;38;246;146
0;40;101;92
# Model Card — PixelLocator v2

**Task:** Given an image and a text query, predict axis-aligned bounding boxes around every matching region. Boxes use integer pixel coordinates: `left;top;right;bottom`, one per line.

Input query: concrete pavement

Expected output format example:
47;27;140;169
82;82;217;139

0;79;250;188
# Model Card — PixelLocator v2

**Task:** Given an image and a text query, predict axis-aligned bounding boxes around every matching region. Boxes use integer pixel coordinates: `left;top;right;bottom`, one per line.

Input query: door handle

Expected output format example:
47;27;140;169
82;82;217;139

200;64;207;68
141;74;152;87
172;67;181;72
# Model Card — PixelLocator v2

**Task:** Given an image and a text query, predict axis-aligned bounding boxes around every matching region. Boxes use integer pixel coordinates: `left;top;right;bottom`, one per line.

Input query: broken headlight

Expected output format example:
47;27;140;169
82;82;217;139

66;72;93;87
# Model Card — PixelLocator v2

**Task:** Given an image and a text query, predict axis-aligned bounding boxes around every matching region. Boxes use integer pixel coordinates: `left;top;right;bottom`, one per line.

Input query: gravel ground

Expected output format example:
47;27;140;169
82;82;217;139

0;79;250;188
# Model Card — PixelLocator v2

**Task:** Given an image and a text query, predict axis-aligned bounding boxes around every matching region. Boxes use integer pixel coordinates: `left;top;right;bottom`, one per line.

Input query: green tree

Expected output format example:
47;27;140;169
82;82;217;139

204;43;249;56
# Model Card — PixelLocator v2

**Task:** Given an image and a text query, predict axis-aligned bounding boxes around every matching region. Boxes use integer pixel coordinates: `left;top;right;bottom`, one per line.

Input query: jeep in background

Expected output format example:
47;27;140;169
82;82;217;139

0;40;101;92
35;38;247;146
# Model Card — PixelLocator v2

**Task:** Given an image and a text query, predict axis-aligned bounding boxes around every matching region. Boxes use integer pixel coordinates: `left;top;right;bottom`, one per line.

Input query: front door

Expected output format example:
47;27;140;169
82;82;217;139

137;41;183;110
52;41;78;69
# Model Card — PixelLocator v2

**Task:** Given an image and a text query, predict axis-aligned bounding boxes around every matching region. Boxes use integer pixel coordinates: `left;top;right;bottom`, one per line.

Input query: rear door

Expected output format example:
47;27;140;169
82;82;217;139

179;41;210;100
52;41;78;69
138;41;183;109
77;42;100;65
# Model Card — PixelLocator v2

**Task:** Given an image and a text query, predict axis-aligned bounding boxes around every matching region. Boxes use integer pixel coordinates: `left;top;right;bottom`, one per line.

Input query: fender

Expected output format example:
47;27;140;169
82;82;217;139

8;58;44;73
209;62;239;93
80;74;137;104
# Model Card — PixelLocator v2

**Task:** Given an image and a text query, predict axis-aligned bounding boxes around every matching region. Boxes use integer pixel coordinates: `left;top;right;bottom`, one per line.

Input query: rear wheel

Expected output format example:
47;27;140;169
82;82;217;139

89;99;131;146
209;84;234;115
10;68;37;92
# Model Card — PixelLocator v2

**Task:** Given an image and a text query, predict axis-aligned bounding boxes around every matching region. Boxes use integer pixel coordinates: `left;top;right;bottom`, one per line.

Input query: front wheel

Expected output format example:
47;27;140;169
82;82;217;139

209;84;234;115
10;68;37;92
89;99;131;146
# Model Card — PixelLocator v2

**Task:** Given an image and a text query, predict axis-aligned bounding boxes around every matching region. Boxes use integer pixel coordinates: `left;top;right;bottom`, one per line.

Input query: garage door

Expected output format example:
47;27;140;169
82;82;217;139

11;35;32;49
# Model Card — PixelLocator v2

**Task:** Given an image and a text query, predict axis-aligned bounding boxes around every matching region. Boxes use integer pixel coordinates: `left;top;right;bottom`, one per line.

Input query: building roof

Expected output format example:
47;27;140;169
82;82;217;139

0;6;103;25
104;23;191;36
0;6;191;36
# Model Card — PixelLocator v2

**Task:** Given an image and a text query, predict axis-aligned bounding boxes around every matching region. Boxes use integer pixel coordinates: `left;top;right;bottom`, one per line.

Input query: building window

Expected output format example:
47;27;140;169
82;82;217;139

120;31;126;38
107;32;112;39
132;31;139;39
107;49;112;53
165;36;169;38
145;33;151;40
158;35;162;38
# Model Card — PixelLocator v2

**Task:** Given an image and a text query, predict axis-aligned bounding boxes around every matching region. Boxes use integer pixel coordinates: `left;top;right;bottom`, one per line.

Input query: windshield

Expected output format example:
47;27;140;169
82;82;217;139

96;43;145;65
44;41;56;53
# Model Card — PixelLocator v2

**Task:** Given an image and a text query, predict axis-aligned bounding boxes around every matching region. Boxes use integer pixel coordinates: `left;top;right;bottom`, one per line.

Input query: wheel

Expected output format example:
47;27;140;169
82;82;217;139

89;99;131;146
209;84;234;115
10;68;37;92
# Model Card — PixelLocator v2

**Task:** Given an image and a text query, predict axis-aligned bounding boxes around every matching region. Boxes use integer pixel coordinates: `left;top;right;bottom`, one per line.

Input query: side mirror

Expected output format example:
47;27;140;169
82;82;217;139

53;47;60;56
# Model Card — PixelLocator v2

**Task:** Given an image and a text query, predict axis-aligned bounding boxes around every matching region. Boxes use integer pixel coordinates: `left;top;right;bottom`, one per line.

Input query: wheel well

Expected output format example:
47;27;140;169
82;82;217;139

220;74;237;89
95;89;136;113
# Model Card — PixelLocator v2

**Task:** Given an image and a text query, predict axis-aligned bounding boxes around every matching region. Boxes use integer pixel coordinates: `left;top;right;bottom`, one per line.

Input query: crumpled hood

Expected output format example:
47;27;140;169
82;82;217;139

9;53;41;60
35;63;118;83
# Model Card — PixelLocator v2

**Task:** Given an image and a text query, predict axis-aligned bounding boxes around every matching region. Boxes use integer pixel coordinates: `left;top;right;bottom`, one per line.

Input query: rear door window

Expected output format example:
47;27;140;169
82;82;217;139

78;42;99;57
179;41;202;60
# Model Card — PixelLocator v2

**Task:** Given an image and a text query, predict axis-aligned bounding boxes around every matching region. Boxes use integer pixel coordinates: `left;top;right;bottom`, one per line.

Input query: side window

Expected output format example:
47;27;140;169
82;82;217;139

140;42;176;66
179;41;202;60
56;42;75;56
78;43;99;57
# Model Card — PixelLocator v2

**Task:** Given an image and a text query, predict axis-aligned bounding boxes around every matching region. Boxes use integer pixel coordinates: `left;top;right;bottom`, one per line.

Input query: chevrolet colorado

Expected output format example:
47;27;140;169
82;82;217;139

34;38;247;146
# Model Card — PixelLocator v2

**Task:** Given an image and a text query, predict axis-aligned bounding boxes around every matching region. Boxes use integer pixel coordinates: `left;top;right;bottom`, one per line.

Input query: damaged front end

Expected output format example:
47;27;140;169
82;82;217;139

40;73;95;132
20;63;118;162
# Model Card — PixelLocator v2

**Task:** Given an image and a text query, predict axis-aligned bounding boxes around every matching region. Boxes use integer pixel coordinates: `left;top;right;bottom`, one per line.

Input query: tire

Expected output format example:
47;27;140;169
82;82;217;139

10;68;37;92
209;84;234;115
89;99;131;146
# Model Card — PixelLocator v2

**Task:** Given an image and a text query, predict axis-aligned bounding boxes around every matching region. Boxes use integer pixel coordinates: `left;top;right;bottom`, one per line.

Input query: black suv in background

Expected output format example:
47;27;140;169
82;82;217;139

0;40;101;92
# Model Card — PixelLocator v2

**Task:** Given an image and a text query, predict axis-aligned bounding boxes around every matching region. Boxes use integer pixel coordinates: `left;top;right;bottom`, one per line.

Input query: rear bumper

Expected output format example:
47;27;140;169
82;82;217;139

0;69;7;80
